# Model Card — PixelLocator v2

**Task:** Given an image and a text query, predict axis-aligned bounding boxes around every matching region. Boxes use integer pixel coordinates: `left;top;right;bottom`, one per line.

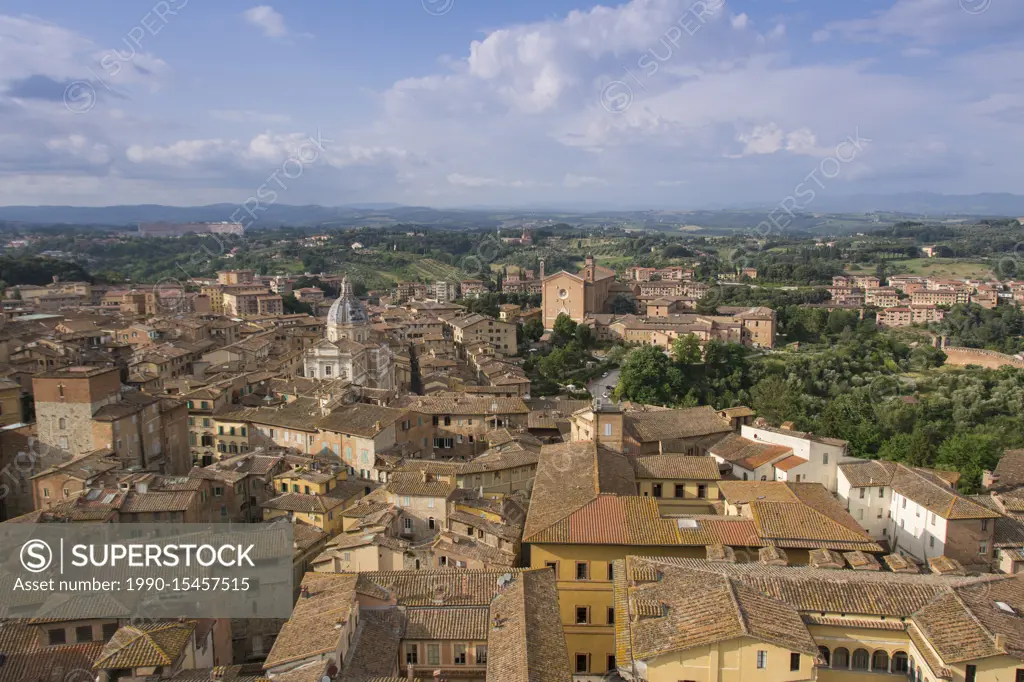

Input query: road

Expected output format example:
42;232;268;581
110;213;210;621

587;367;621;402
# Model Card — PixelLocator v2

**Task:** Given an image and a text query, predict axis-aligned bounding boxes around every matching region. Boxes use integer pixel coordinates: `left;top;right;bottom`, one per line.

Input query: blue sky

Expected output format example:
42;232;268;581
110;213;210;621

1;0;1022;208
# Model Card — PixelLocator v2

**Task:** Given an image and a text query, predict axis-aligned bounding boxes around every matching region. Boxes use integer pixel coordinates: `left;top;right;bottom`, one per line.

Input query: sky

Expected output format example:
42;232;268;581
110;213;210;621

1;0;1023;209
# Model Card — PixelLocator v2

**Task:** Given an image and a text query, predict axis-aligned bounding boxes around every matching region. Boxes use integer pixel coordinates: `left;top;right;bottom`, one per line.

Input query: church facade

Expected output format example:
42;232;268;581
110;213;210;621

541;255;618;329
303;277;395;390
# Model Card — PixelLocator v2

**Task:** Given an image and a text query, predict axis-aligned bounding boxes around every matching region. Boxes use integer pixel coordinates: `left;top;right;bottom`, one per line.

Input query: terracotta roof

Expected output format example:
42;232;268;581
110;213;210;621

486;569;572;682
393;394;529;415
354;569;528;606
457;440;540;475
616;559;817;664
523;441;637;542
93;621;198;670
385;470;457;498
0;621;106;682
632;454;721;480
710;433;792;469
626;405;733;442
913;577;1024;663
316;403;411;437
404;606;489;640
990;450;1024;491
119;490;197;513
263;573;359;669
841;461;1000;520
338;608;405;680
774;454;808;472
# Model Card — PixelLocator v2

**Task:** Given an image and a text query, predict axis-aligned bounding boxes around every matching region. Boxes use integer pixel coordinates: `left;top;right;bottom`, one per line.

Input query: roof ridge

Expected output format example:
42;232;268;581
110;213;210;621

723;576;750;638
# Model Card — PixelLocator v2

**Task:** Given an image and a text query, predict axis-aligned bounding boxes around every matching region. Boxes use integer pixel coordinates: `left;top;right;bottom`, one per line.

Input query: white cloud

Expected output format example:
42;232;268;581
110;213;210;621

731;13;750;30
209;109;292;125
817;0;1024;45
243;6;289;38
446;173;531;188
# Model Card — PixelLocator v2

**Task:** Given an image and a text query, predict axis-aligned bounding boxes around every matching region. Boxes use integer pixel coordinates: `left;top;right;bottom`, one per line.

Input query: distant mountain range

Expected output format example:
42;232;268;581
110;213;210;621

0;193;1021;228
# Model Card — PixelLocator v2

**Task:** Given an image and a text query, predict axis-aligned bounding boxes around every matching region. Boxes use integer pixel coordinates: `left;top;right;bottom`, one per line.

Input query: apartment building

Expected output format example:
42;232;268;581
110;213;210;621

442;313;518;356
838;460;999;568
878;305;945;327
391;394;530;459
864;286;901;308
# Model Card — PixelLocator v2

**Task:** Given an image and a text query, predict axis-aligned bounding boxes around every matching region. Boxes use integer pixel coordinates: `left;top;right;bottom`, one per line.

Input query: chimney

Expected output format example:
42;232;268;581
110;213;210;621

539;258;545;280
300;585;310;599
995;633;1006;651
374;420;382;433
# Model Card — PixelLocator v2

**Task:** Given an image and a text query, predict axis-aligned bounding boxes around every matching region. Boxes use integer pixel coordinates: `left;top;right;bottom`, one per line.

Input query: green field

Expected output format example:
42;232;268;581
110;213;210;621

893;258;993;279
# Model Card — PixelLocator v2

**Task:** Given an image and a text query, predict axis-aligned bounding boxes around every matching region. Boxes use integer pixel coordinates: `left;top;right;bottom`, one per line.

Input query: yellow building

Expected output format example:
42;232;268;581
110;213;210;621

262;468;374;534
614;555;1024;682
524;442;883;676
443;313;518;356
633;454;720;513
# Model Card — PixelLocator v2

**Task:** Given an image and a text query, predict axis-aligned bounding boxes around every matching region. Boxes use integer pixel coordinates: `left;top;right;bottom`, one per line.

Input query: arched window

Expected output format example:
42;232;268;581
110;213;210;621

818;647;831;668
832;648;850;669
852;649;870;670
872;650;889;672
58;417;66;430
892;652;909;674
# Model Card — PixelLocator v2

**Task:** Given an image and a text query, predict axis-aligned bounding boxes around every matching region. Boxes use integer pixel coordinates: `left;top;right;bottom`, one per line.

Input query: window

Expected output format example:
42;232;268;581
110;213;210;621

607;607;615;624
405;644;418;665
873;651;890;672
832;648;849;669
59;436;68;450
790;653;801;671
878;508;883;519
575;654;589;674
756;650;767;669
980;541;989;554
652;483;662;497
48;629;66;645
545;561;557;576
453;644;467;665
75;626;93;642
879;486;885;497
475;645;488;664
965;665;976;682
575;606;590;624
428;517;435;530
58;417;66;430
859;509;865;520
607;563;614;580
576;562;589;580
403;517;413;531
931;512;936;525
852;648;869;670
859;488;865;499
930;536;935;548
697;484;707;498
891;652;909;673
102;623;119;640
982;519;989;531
675;484;685;498
426;643;440;666
902;497;907;509
818;647;831;668
823;453;829;464
603;423;612;436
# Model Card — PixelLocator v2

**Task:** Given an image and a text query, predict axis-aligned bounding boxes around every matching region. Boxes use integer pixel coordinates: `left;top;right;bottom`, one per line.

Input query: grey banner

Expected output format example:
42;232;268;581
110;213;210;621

0;523;294;619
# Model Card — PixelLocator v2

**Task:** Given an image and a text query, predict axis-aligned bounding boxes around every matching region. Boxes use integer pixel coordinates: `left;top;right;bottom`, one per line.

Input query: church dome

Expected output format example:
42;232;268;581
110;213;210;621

327;277;368;327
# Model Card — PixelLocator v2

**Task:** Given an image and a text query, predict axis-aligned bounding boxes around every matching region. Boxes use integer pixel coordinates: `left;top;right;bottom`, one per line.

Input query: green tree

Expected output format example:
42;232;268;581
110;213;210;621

552;313;577;343
750;376;804;427
616;346;682;406
521;318;544;344
935;432;1001;494
877;429;935;468
671;335;703;364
